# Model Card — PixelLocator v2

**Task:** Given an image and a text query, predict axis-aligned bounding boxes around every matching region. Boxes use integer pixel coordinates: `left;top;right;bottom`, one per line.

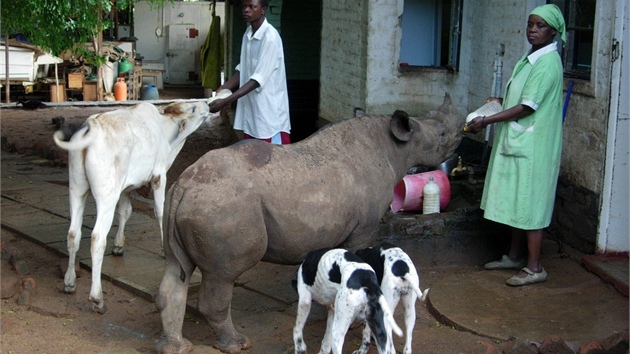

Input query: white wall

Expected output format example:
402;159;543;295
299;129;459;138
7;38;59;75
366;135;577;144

134;1;225;85
598;0;629;254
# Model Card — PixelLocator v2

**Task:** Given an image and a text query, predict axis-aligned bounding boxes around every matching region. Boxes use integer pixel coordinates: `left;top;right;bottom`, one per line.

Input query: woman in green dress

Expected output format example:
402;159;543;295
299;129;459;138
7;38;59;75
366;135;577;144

465;4;565;286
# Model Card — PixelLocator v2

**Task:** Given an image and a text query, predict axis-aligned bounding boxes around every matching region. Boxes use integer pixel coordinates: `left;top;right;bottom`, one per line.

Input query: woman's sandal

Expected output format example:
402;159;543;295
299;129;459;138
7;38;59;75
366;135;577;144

484;255;526;270
506;267;547;286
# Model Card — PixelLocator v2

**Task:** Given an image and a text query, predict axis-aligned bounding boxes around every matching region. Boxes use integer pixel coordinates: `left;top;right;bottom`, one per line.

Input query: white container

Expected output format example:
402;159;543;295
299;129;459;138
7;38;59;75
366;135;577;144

422;177;440;214
466;101;502;123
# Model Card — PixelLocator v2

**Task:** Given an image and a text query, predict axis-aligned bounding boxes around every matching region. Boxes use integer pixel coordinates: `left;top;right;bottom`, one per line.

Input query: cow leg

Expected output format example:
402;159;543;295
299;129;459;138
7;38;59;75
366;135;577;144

63;180;89;294
151;174;166;252
88;200;117;314
156;248;195;354
293;286;313;354
112;192;132;256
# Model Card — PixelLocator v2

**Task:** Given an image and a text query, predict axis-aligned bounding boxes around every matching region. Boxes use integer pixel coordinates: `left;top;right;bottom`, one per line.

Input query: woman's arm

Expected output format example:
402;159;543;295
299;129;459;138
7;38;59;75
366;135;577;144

465;104;534;134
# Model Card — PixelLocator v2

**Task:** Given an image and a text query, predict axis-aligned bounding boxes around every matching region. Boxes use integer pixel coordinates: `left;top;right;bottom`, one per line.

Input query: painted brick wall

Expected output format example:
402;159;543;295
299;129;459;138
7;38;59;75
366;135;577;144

318;0;620;253
320;0;368;121
320;0;535;119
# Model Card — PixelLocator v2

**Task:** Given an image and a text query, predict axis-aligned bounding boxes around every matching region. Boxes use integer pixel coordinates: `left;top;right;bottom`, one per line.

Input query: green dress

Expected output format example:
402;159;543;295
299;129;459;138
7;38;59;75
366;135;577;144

480;43;564;230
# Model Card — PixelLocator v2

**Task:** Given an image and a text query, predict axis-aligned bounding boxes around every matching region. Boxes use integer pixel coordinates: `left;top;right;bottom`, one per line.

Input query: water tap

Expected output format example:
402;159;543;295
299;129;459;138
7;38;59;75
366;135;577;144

450;156;468;177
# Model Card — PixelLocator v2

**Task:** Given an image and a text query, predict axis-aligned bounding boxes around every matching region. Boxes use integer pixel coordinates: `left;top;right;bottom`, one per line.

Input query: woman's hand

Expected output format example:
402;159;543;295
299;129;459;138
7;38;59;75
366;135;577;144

464;116;486;134
486;97;503;105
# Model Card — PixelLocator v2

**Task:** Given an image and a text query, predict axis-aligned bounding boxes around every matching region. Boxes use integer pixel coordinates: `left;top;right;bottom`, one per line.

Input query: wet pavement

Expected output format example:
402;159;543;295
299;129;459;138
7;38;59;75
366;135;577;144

1;149;628;353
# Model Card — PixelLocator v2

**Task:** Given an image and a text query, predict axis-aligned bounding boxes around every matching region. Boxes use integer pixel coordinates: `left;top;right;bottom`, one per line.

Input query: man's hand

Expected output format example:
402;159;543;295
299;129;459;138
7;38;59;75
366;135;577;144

207;89;233;113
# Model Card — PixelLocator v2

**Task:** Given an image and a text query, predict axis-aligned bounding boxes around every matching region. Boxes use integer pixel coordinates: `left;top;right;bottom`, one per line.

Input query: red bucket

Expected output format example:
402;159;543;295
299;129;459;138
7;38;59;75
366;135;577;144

390;170;451;212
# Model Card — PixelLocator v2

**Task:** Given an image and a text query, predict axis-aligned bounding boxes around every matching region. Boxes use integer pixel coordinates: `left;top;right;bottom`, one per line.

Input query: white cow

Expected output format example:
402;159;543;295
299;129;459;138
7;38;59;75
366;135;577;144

53;101;211;313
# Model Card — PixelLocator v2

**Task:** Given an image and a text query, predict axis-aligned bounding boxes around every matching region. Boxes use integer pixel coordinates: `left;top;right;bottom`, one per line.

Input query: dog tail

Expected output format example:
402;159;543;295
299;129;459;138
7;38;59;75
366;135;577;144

53;122;95;151
420;287;430;302
404;273;430;302
379;296;403;337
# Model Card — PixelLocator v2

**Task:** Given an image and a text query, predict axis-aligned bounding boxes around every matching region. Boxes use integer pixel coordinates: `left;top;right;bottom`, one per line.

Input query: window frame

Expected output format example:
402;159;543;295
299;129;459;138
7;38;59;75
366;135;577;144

549;0;596;81
398;0;464;72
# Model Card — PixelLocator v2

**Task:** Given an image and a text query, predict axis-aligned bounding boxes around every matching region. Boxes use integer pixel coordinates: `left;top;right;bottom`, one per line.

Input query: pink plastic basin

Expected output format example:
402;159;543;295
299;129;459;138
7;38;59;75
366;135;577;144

390;170;451;212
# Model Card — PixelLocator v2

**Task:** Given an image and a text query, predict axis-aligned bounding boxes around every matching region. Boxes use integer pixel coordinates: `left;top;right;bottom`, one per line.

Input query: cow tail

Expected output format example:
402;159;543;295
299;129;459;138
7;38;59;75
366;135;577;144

404;273;430;302
53;122;96;151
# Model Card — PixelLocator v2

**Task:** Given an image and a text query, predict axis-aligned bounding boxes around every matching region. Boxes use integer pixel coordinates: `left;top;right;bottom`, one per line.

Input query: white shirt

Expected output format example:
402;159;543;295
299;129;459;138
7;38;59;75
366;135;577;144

234;18;291;139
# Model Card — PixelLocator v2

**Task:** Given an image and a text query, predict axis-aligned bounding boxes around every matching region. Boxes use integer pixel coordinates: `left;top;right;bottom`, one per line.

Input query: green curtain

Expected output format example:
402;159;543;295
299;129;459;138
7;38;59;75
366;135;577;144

200;8;224;90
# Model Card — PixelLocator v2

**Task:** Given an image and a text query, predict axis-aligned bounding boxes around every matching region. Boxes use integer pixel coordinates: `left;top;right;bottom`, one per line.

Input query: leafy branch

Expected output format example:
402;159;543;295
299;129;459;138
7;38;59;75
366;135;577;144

1;0;172;65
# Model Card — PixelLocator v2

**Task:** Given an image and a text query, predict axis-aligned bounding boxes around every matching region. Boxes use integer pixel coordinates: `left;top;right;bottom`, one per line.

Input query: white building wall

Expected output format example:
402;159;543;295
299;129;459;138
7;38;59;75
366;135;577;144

134;1;225;85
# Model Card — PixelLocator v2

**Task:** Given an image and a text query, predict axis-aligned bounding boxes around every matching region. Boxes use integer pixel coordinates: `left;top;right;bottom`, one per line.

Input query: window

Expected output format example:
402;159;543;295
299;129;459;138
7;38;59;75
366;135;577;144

549;0;596;80
400;0;463;70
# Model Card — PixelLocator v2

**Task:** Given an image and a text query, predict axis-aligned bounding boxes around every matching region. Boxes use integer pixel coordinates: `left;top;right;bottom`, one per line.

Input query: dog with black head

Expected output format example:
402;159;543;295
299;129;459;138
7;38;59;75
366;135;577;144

355;243;429;354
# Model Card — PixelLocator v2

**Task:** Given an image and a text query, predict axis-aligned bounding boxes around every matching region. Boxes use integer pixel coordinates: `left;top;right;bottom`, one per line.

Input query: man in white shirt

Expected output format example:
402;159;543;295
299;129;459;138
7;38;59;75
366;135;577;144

209;0;291;144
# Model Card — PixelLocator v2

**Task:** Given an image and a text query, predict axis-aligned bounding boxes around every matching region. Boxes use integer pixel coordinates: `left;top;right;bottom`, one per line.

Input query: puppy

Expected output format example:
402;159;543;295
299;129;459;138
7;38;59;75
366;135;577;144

292;248;402;354
355;243;429;354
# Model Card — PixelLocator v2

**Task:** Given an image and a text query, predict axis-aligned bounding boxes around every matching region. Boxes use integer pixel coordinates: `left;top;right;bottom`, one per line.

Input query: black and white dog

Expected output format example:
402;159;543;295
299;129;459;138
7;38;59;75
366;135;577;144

292;248;402;354
354;243;429;354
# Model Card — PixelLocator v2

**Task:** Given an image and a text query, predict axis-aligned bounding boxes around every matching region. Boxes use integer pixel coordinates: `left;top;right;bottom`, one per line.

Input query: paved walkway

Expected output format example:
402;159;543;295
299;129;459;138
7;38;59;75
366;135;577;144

1;150;628;352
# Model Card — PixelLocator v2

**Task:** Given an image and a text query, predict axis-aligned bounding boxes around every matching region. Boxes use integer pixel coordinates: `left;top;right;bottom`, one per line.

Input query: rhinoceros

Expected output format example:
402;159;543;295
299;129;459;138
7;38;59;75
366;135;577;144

156;93;463;354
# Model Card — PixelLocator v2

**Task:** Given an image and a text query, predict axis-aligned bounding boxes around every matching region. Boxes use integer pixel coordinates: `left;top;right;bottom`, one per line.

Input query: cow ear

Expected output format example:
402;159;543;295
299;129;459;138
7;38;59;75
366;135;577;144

390;110;413;142
179;120;187;133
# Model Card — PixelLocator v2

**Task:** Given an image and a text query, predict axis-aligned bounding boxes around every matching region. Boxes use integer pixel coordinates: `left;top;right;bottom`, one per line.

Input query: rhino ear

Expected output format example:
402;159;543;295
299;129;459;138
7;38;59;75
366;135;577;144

390;110;413;142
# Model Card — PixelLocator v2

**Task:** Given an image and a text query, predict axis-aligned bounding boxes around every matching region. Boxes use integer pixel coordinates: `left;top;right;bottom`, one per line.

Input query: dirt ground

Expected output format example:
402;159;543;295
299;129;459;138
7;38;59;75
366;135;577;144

0;99;501;353
0;99;239;353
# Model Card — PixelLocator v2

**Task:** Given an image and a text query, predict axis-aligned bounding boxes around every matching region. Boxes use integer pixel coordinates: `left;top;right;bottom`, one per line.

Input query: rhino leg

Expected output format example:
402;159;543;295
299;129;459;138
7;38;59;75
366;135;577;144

197;269;253;353
156;252;195;354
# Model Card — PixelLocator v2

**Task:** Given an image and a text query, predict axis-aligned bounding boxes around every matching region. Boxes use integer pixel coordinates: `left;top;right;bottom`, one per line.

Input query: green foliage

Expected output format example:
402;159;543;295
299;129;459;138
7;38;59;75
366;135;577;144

1;0;172;63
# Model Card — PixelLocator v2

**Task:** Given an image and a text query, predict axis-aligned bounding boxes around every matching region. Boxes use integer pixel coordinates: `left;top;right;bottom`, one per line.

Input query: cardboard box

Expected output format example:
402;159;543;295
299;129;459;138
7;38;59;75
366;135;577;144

49;83;66;102
68;72;84;89
83;81;97;101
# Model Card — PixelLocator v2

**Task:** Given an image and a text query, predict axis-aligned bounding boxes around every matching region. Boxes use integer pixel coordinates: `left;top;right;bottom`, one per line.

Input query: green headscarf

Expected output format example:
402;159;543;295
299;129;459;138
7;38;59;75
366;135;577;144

530;4;566;46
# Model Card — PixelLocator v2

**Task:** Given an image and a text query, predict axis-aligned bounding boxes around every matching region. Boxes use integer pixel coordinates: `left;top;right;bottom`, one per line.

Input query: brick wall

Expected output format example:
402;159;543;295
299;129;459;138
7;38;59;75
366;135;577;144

320;0;369;121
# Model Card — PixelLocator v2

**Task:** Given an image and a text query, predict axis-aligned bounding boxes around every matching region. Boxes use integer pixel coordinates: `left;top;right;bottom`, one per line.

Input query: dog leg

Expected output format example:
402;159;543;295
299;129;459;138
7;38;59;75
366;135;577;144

401;291;417;354
352;323;371;354
318;305;336;354
293;287;312;354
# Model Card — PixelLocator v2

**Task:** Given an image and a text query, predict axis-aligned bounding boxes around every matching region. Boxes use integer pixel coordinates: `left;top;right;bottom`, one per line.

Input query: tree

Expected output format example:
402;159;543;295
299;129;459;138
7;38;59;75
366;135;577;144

1;0;171;100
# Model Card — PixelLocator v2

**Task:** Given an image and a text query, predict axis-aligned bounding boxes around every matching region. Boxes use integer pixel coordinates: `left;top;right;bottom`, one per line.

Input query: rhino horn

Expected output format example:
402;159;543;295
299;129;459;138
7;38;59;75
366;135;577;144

438;92;457;115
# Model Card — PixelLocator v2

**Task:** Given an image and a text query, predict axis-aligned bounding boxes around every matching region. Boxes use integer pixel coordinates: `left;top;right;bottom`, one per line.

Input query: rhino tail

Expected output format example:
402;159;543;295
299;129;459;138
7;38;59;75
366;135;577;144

164;184;195;282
